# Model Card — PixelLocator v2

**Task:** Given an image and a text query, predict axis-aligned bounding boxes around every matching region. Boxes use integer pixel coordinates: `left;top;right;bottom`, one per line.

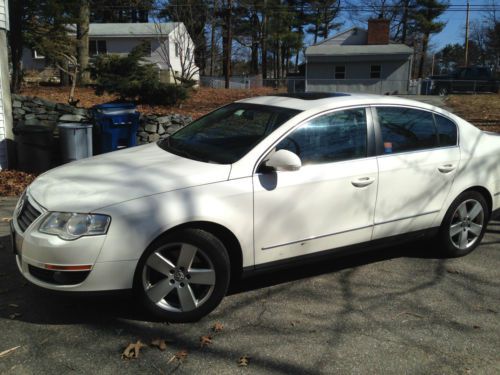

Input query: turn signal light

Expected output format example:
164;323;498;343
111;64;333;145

44;264;92;271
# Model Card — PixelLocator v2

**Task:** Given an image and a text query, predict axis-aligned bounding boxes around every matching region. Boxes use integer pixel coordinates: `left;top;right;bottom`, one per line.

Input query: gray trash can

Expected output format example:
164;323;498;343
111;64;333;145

57;123;93;163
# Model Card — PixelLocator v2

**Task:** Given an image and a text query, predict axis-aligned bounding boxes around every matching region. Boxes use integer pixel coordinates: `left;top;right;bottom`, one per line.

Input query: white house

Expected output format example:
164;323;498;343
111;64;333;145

22;22;199;84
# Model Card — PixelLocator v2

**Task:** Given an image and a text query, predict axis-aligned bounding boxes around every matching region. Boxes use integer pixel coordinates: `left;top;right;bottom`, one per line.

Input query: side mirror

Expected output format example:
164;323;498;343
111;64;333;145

265;149;302;172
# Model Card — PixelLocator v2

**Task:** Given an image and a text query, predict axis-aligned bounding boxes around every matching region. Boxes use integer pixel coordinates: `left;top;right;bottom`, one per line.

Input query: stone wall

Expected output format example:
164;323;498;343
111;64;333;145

137;114;192;144
11;94;192;143
12;94;91;129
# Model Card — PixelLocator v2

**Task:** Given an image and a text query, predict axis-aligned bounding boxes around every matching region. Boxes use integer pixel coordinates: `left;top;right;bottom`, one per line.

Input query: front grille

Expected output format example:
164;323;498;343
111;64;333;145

17;199;42;232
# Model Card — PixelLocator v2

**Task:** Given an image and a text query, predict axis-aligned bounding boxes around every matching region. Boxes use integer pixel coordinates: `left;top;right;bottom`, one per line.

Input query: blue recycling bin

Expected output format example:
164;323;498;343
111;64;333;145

92;103;140;153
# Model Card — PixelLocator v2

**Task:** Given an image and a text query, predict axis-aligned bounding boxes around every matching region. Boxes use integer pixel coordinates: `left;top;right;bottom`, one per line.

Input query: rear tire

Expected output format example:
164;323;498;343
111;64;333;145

438;191;489;257
134;228;230;323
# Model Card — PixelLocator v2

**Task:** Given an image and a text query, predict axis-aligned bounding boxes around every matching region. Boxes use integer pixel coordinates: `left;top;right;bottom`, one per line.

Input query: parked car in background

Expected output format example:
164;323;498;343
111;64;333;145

11;93;500;322
430;66;499;95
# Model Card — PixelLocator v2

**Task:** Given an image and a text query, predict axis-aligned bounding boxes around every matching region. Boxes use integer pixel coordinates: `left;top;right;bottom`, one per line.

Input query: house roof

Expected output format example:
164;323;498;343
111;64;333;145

305;44;413;56
86;22;180;38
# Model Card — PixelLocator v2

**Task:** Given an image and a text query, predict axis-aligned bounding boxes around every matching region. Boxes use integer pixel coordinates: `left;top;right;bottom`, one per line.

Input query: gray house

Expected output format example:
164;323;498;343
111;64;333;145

305;19;413;94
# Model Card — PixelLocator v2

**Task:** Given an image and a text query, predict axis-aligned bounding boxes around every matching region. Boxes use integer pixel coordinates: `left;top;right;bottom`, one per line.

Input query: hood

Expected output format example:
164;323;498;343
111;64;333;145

29;143;231;212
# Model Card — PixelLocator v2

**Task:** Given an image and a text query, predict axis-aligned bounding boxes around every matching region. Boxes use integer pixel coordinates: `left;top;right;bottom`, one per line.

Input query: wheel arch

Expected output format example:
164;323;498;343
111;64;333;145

146;221;244;281
462;186;493;215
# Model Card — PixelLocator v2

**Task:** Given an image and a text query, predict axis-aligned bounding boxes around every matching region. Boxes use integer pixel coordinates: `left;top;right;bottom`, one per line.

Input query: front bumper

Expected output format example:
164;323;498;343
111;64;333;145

12;195;137;292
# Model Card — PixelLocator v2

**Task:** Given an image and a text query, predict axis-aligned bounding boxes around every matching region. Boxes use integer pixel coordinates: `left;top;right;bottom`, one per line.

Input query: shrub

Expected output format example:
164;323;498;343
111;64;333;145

89;43;189;106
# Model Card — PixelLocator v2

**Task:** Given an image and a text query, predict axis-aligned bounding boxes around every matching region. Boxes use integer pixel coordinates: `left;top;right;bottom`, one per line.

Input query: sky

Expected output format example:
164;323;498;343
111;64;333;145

336;0;498;52
431;1;488;51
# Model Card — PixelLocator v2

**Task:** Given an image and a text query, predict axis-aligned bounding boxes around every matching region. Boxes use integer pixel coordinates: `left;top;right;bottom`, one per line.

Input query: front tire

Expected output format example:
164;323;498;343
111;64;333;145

438;191;489;257
134;228;230;323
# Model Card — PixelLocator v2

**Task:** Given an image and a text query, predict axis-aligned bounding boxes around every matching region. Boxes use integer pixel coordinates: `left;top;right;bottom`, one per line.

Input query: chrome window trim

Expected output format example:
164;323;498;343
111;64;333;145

370;104;460;156
253;105;374;175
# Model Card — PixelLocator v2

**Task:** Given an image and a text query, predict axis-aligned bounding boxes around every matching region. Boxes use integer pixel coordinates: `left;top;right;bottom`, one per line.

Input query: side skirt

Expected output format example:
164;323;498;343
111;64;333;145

241;227;439;278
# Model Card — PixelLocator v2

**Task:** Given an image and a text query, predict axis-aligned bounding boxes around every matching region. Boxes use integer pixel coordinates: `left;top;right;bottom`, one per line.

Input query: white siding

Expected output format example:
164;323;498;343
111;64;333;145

0;52;6;169
0;0;8;31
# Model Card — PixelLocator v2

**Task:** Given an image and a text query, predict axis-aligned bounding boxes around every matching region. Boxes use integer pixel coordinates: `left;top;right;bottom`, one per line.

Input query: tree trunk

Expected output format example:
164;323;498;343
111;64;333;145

261;1;268;79
418;33;429;78
401;0;409;44
8;0;23;93
77;0;90;85
250;13;259;75
224;0;232;89
210;14;216;76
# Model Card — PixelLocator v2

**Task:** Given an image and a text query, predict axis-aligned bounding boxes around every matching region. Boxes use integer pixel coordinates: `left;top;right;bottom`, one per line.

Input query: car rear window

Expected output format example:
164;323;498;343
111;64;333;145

377;107;438;154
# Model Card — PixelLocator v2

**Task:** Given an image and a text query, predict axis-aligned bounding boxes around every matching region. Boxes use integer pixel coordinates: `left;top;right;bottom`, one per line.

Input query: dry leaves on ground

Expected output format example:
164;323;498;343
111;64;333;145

212;322;224;333
238;355;251;367
121;340;147;360
0;346;20;358
167;349;188;364
0;170;37;197
199;335;213;348
1;218;12;223
150;338;168;351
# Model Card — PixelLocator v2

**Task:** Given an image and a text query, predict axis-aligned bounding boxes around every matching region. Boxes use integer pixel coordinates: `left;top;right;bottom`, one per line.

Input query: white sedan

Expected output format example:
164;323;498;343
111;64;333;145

11;93;500;322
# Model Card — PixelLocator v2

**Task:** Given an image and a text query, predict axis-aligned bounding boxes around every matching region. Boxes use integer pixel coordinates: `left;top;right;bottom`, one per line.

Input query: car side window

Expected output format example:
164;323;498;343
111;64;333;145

377;107;438;154
275;108;367;165
434;114;458;146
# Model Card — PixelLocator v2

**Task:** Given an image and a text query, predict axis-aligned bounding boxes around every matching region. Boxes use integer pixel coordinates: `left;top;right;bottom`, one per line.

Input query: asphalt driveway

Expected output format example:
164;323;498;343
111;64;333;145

0;197;499;374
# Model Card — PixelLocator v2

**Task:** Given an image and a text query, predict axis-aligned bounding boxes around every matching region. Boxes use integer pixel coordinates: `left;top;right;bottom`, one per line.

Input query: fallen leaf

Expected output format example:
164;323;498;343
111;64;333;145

121;340;147;360
0;346;21;358
8;304;19;308
9;313;21;320
212;322;224;333
151;338;168;351
199;335;212;348
473;325;481;329
446;268;461;274
238;355;251;367
167;350;188;364
1;217;12;223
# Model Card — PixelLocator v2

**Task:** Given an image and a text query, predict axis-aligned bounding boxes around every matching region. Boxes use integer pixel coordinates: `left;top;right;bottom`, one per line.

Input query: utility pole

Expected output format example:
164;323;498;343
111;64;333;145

464;0;470;66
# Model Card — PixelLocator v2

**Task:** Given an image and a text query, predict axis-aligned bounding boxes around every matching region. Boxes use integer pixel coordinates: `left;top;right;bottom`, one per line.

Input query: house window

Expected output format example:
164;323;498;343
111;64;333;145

89;40;107;56
370;65;381;79
334;65;345;79
175;42;180;57
32;50;45;59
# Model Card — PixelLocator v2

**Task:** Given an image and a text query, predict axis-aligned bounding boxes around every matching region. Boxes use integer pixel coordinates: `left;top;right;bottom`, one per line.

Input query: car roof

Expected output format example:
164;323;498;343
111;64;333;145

237;93;440;113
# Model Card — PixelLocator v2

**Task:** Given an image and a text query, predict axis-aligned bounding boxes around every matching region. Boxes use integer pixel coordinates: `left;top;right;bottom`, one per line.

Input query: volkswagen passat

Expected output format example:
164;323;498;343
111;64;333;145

11;93;500;322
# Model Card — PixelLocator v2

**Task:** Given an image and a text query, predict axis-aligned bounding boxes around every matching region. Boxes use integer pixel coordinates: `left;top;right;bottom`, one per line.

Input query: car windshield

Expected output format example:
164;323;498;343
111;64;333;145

158;103;301;164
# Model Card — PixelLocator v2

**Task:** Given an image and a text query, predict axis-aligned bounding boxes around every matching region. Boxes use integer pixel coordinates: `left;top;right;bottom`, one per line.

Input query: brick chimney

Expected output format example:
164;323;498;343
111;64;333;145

367;19;390;45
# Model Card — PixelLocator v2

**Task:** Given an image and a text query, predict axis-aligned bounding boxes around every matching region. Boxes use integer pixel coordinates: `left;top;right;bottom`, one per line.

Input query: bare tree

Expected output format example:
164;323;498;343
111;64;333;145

152;21;199;84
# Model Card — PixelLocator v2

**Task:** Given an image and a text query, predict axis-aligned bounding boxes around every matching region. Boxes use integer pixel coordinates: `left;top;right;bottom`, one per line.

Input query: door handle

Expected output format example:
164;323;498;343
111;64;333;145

351;177;376;188
438;164;456;173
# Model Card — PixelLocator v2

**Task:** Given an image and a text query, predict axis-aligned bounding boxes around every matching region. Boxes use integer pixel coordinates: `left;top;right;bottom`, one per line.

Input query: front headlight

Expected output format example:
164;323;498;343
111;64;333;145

39;212;111;240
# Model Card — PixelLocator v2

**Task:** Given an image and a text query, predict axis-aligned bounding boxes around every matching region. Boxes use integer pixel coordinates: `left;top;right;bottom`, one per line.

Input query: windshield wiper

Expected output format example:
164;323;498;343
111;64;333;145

160;137;214;163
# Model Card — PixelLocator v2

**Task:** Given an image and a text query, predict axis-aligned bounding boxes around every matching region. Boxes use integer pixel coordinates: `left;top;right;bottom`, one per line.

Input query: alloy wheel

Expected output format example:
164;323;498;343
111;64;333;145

142;242;216;312
449;199;485;250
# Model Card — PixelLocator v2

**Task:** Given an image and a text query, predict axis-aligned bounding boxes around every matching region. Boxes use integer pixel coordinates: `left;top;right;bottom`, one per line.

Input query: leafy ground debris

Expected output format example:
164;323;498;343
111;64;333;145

19;86;285;120
121;340;147;360
0;170;36;197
